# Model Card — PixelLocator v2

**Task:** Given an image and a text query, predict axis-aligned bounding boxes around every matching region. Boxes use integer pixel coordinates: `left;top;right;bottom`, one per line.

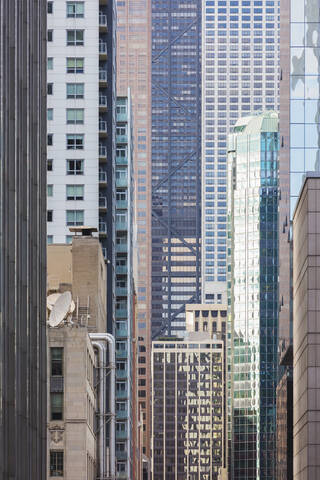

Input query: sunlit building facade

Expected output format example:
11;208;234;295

201;0;280;304
152;335;224;479
116;2;152;470
227;112;279;479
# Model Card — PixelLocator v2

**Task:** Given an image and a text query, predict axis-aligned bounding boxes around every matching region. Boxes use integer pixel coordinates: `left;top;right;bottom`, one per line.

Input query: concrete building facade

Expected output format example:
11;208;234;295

47;235;116;479
116;1;152;468
201;0;280;304
227;113;279;479
47;0;116;330
293;174;320;479
152;334;224;479
0;1;47;478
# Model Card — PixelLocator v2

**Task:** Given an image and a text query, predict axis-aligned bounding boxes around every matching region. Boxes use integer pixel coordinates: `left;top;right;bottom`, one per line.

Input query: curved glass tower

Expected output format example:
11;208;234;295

227;112;279;479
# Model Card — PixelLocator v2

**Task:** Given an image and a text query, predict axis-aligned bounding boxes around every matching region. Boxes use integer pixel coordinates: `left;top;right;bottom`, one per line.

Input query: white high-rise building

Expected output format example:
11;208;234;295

201;0;280;303
47;0;116;329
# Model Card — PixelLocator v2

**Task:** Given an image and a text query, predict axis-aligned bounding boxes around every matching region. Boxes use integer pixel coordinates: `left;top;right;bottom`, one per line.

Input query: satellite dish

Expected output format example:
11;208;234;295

48;291;72;327
47;293;61;311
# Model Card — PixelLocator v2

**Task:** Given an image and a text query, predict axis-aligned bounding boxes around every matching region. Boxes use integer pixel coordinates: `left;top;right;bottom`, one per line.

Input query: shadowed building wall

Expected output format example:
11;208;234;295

0;1;47;478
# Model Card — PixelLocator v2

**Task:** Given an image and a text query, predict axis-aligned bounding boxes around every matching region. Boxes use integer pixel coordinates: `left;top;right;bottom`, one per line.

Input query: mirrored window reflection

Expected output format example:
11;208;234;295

291;47;305;75
305;76;320;99
305;99;320;123
305;124;320;148
291;0;304;22
291;75;305;99
290;149;305;172
290;172;306;196
291;99;305;123
305;149;320;170
305;0;320;23
305;48;320;75
291;23;305;47
290;124;304;148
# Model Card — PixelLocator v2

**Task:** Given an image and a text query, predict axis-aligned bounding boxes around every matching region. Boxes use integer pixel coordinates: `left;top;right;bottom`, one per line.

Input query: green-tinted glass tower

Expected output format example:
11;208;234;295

227;112;279;479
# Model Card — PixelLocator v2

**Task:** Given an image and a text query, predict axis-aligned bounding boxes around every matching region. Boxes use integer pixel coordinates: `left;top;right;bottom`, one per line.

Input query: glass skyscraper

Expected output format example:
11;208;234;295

151;0;202;337
201;0;280;304
227;112;279;479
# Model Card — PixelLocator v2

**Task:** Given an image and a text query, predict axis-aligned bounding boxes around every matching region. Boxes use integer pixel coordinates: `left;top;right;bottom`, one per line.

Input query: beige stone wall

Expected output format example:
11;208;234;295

47;326;97;480
47;244;72;291
293;176;320;479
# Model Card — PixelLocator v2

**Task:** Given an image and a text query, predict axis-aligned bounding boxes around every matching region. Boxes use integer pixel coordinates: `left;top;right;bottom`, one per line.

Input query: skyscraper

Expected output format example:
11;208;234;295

0;1;47;477
151;0;202;337
47;0;116;330
115;94;134;479
152;334;225;479
227;112;279;479
116;1;152;466
201;0;280;304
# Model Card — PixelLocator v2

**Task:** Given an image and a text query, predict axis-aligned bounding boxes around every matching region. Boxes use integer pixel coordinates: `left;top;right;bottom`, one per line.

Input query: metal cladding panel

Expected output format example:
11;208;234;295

0;1;47;478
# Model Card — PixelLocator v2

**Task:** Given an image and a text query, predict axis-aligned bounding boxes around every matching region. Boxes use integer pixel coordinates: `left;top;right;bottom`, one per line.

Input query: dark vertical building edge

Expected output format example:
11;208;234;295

0;1;47;478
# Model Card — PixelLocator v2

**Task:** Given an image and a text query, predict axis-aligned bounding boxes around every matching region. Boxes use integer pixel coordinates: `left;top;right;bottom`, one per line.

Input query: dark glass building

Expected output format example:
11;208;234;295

151;0;202;338
0;1;47;478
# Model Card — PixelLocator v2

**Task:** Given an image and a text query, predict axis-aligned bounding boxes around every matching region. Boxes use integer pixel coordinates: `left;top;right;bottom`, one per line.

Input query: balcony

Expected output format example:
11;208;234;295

116;430;128;440
99;13;107;30
116;220;127;232
116;320;128;334
99;41;107;59
99;120;107;137
99;95;107;111
99;196;107;211
116;199;128;210
116;348;128;360
116;286;127;297
116;243;127;253
116;157;128;167
116;389;129;400
99;222;107;237
116;265;127;275
116;112;127;123
116;369;128;380
116;134;128;144
99;171;107;185
99;70;107;86
99;145;107;161
116;177;127;188
116;450;128;461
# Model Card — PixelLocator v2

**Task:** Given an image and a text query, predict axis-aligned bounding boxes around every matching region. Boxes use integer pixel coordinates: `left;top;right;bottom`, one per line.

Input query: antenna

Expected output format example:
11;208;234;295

48;291;72;328
47;293;61;311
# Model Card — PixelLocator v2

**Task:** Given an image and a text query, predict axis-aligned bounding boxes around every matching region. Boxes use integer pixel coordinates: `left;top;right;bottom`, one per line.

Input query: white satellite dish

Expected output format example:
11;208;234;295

47;293;61;311
48;291;72;327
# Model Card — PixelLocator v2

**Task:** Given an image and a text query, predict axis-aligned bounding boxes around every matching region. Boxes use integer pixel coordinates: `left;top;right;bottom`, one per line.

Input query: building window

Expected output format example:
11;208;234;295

67;159;83;175
48;30;53;42
66;1;84;18
47;235;53;245
66;57;84;74
66;134;84;150
66;108;84;124
66;235;73;244
47;159;53;171
116;422;126;432
66;210;84;226
116;147;127;158
116;126;127;136
117;462;126;474
51;348;63;376
138;368;146;375
51;393;63;420
47;57;53;70
66;185;84;201
47;1;53;13
47;210;53;222
67;30;84;46
47;108;53;121
116;105;127;115
66;83;84;99
50;451;63;477
47;185;53;197
47;83;53;95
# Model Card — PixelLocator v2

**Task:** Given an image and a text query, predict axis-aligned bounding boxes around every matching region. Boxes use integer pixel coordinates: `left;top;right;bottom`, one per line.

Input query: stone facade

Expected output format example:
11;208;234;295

293;174;320;479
